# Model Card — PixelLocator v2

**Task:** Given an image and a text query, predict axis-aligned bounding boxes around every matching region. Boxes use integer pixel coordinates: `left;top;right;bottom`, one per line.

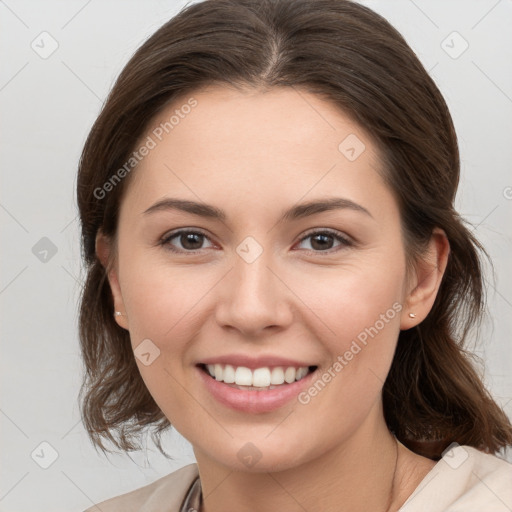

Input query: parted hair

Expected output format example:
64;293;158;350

77;0;512;459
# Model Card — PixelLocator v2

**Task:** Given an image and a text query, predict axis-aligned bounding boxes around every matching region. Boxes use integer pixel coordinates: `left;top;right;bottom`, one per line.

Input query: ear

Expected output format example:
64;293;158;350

400;228;450;330
96;230;129;330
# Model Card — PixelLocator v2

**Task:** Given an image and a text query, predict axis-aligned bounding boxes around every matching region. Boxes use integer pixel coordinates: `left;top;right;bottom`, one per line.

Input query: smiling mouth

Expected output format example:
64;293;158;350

197;363;318;391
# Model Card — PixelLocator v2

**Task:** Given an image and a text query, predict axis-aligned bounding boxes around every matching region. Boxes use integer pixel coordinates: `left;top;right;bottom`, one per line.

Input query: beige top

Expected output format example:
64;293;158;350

83;445;512;511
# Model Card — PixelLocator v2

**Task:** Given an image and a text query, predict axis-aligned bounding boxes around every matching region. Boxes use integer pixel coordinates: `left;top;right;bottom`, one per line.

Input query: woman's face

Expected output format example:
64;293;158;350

106;85;419;472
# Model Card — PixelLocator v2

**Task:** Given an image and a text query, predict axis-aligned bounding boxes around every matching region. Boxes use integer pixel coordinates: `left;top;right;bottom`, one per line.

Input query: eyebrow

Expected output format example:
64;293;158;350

142;197;373;222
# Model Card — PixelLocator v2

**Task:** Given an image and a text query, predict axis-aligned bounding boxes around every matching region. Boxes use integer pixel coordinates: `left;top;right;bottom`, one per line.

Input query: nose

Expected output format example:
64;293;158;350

214;249;294;337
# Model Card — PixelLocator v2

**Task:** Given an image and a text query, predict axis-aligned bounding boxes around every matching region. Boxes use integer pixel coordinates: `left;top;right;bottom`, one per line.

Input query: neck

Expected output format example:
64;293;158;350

194;409;400;512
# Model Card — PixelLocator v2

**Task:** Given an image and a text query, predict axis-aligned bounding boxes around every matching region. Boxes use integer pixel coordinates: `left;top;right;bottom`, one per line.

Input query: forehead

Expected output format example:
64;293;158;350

145;84;376;160
122;85;392;221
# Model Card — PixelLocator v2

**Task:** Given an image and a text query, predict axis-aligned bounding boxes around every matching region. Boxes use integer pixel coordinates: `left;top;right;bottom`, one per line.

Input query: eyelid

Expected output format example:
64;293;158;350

298;227;354;245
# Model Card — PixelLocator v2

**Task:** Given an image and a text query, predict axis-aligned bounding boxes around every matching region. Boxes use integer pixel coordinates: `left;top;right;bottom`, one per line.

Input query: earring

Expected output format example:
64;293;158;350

408;313;416;318
114;311;124;317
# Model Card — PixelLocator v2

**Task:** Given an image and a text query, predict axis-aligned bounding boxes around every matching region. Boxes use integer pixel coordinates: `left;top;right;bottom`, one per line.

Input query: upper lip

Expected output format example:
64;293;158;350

198;354;317;370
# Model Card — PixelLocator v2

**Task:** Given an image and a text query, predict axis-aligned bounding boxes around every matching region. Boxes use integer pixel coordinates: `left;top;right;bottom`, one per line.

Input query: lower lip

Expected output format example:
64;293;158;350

196;365;318;414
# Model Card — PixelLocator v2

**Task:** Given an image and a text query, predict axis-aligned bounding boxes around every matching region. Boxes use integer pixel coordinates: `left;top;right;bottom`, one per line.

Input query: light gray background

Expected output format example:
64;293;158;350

1;1;511;511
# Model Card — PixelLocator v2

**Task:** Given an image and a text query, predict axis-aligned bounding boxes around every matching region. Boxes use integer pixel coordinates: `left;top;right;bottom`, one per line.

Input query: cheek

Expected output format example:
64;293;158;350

291;259;404;338
291;272;403;443
288;259;405;405
119;255;214;341
117;262;208;427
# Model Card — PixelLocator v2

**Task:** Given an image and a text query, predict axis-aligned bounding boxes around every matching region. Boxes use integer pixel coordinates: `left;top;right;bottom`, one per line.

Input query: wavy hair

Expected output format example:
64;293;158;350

76;0;512;459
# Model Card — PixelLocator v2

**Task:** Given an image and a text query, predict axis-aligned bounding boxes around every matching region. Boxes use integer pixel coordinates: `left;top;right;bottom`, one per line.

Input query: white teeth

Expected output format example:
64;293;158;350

204;364;312;387
252;368;271;387
284;367;296;383
214;364;223;381
223;364;236;383
296;367;308;380
234;366;253;386
270;367;284;385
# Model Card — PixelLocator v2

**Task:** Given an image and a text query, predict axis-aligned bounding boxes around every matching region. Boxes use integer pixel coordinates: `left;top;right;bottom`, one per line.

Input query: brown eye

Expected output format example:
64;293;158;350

297;230;352;253
161;230;213;253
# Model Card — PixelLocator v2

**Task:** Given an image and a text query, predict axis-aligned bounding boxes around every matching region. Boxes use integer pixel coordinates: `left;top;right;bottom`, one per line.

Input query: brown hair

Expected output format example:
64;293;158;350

77;0;512;459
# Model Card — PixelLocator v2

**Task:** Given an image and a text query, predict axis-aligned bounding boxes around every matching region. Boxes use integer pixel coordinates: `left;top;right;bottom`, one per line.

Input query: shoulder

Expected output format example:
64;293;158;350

400;445;512;512
82;463;199;512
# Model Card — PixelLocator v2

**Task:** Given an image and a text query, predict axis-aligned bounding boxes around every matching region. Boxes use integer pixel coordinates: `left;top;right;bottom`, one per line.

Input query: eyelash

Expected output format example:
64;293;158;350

159;228;354;255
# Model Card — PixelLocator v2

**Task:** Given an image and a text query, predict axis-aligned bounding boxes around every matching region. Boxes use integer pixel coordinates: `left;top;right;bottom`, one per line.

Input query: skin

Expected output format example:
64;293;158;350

97;85;450;512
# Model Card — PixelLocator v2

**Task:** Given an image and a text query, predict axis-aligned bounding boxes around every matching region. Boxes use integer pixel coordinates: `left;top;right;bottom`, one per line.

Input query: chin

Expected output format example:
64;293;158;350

195;436;315;474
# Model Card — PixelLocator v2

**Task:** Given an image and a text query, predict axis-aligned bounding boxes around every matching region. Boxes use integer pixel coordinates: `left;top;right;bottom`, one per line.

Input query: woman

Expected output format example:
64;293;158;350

77;0;512;510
